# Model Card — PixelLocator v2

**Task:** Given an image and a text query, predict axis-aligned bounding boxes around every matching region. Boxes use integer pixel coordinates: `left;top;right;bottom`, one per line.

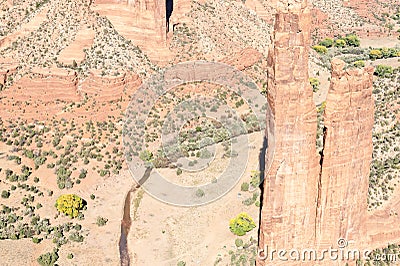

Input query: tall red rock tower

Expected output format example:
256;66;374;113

315;58;374;248
258;0;320;264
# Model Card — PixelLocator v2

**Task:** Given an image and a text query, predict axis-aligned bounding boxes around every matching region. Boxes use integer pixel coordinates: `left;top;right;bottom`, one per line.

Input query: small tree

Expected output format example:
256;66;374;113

1;190;10;198
229;212;256;236
37;251;59;266
55;194;85;218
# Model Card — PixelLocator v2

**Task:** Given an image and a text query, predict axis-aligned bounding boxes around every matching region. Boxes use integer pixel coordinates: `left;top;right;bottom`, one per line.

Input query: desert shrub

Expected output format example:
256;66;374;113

1;190;10;198
177;261;186;266
176;168;183;175
32;237;41;244
241;182;249;192
319;38;334;48
90;194;95;200
344;34;360;47
55;194;85;218
37;251;58;266
195;189;205;197
96;216;108;226
139;150;153;162
309;77;320;92
235;238;244;247
69;232;84;242
312;45;328;54
374;65;393;78
353;60;365;68
67;253;73;259
369;49;383;60
229;212;256;236
335;39;346;47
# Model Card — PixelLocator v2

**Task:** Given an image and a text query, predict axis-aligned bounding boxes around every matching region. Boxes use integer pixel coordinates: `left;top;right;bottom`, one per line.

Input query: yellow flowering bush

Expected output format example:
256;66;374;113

229;212;256;236
55;194;85;218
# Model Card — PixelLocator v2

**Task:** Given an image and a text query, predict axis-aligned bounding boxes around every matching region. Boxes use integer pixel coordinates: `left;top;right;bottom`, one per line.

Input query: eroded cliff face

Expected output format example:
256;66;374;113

80;70;141;101
6;67;80;102
316;58;374;248
257;2;320;263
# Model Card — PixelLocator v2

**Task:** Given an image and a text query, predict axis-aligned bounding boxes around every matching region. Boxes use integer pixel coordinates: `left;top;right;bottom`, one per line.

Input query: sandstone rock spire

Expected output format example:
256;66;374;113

257;1;320;264
315;58;374;248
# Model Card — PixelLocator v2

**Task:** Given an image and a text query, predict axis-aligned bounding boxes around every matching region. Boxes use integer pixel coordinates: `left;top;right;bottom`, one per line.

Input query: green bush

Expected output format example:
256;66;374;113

335;39;346;47
177;261;186;266
195;189;205;197
344;34;360;47
309;77;320;92
37;251;59;266
55;194;85;218
374;65;393;78
235;238;244;247
96;216;108;226
353;60;365;68
312;45;328;54
241;182;249;192
139;150;153;162
369;49;383;60
1;190;10;198
229;212;256;236
319;38;334;48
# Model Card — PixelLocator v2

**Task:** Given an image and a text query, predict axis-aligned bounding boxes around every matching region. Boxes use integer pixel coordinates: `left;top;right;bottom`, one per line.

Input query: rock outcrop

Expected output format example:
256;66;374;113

6;67;80;102
80;70;141;101
316;58;374;248
221;48;262;71
257;1;320;263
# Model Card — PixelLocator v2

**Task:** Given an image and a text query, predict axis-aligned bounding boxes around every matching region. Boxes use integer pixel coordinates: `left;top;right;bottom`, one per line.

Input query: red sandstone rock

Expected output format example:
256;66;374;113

80;70;141;101
257;3;320;264
315;58;375;249
221;47;262;71
6;67;80;102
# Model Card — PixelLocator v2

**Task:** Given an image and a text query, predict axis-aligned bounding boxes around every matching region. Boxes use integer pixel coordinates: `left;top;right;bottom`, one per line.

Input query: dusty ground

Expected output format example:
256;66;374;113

129;132;263;265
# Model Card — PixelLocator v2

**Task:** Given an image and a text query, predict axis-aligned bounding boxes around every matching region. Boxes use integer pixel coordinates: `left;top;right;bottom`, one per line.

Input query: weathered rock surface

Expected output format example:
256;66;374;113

221;47;262;71
6;67;80;102
316;58;374;248
257;2;320;264
80;70;141;101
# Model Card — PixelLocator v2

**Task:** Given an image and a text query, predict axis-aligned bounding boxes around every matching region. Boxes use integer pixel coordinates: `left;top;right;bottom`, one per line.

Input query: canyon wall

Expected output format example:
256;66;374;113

257;1;320;263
